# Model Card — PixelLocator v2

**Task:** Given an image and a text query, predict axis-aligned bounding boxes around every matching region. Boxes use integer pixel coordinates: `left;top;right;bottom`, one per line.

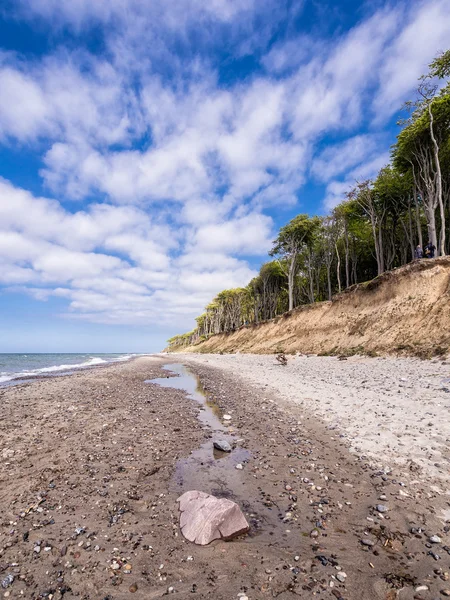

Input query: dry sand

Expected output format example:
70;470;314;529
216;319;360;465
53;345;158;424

179;353;450;491
2;355;450;600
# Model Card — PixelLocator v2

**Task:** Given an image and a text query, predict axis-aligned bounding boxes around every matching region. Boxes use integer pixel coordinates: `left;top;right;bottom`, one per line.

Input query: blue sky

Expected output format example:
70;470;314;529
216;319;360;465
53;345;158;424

0;0;449;352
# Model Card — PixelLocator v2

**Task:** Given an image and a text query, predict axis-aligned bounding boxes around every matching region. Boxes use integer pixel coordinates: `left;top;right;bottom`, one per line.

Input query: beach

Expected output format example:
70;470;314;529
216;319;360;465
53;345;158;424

1;355;450;599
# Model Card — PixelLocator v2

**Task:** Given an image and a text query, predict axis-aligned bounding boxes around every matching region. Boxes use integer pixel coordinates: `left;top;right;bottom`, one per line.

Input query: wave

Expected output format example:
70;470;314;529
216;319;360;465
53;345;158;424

0;354;135;385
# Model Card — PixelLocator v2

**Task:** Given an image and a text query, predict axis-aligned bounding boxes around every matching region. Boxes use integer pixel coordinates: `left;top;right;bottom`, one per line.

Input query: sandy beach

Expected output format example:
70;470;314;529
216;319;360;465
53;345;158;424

180;353;450;491
1;355;450;600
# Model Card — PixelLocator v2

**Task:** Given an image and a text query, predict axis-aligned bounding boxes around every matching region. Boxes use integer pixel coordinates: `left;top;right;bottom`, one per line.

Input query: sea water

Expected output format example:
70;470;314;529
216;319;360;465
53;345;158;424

0;353;136;385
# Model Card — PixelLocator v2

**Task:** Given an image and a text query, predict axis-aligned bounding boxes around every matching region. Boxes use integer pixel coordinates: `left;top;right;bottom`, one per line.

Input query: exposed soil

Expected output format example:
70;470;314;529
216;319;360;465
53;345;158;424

1;356;450;600
177;257;450;358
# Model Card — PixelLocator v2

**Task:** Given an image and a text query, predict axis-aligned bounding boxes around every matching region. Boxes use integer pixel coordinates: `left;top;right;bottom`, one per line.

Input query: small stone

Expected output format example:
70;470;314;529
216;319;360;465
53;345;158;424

294;555;300;561
235;464;243;470
361;539;375;547
415;586;429;592
336;572;347;583
1;575;14;589
168;587;174;593
213;440;232;453
441;590;450;596
111;561;120;570
34;546;41;554
123;564;132;573
376;504;388;513
430;536;442;544
310;529;319;538
129;583;138;593
223;415;232;421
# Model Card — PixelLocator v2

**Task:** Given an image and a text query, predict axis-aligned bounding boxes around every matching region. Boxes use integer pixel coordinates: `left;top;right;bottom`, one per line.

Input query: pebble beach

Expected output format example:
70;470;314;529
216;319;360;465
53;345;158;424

1;354;450;599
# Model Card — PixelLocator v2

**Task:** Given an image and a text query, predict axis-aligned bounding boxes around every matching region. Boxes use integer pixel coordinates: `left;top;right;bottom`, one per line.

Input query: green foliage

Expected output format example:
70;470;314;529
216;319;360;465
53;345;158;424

166;48;450;350
270;214;321;258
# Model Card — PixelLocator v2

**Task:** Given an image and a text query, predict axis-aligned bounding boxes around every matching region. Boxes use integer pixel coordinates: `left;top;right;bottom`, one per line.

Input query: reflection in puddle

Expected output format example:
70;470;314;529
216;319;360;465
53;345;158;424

146;363;251;496
146;363;289;543
146;363;225;431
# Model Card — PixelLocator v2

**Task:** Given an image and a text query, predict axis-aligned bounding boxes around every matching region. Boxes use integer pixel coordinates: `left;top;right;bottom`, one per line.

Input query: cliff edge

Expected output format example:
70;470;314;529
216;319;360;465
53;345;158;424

175;258;450;358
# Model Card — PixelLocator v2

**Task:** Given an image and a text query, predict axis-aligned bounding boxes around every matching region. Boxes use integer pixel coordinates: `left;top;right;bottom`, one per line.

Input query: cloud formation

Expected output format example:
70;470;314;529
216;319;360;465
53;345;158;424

1;0;450;329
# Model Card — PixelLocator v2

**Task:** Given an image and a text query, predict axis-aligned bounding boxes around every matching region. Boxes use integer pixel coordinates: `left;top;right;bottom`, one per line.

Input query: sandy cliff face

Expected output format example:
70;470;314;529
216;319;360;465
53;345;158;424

179;258;450;357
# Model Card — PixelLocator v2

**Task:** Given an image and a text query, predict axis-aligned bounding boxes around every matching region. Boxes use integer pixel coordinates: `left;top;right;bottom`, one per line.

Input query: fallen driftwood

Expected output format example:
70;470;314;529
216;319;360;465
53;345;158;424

178;491;249;545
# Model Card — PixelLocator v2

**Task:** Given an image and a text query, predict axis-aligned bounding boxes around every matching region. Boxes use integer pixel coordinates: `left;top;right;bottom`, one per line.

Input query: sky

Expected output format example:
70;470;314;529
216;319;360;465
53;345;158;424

0;0;449;353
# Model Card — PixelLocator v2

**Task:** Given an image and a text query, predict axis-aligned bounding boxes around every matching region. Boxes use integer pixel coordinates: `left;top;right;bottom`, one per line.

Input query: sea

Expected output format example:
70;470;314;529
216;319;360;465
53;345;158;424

0;353;138;386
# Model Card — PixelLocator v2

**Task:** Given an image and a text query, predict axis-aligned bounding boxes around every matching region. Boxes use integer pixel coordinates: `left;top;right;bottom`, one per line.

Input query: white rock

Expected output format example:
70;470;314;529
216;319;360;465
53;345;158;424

429;535;442;543
178;491;249;545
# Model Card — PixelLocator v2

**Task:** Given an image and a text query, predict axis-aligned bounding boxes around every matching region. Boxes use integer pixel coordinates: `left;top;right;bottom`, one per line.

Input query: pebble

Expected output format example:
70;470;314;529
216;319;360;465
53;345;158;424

213;440;232;452
1;575;14;589
34;546;41;554
441;590;450;596
129;583;138;593
430;536;442;544
336;572;347;583
236;464;243;470
223;415;232;421
361;539;375;547
415;586;429;592
376;504;388;513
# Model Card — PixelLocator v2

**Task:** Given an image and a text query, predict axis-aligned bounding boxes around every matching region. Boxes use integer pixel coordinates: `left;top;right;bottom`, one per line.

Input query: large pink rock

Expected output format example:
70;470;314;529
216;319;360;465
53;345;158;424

178;491;249;545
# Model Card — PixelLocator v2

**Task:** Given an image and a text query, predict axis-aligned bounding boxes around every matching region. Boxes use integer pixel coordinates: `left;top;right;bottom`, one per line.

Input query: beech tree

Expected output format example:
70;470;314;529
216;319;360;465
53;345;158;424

269;214;320;311
166;48;450;351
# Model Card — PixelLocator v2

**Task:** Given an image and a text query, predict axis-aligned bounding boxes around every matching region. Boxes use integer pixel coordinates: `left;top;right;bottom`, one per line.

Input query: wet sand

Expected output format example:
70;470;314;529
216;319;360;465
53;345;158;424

1;355;450;599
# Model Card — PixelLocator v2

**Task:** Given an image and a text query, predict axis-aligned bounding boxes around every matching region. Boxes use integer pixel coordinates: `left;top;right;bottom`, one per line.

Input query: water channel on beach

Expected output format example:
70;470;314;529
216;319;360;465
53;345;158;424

145;362;298;544
146;363;252;500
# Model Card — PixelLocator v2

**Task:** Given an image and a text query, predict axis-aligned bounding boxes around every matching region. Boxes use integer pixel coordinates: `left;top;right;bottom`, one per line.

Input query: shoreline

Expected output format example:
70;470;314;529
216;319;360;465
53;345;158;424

0;354;143;388
1;355;450;599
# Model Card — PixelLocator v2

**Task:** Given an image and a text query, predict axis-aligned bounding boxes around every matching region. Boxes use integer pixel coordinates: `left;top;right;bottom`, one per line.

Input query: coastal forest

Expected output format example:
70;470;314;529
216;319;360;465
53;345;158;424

168;50;450;350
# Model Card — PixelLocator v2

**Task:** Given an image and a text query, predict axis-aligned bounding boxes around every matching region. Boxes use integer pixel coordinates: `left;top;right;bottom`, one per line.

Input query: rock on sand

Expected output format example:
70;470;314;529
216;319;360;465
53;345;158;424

178;491;249;545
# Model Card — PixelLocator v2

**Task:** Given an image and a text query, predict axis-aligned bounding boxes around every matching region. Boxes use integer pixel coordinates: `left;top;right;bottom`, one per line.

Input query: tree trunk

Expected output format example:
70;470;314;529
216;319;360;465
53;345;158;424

425;205;438;251
414;189;423;248
428;102;446;256
326;265;332;301
407;203;415;261
288;256;296;311
344;222;350;288
335;242;341;294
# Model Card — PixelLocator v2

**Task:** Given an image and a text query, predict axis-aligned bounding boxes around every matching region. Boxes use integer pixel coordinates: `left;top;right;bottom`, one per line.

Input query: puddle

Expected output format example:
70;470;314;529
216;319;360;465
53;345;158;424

146;363;289;542
146;365;253;497
146;363;226;431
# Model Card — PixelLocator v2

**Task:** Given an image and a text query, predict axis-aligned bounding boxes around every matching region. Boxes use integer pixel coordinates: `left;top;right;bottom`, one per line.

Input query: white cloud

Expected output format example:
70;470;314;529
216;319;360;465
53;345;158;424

1;0;449;332
0;178;263;325
373;0;450;119
311;134;384;182
323;151;391;209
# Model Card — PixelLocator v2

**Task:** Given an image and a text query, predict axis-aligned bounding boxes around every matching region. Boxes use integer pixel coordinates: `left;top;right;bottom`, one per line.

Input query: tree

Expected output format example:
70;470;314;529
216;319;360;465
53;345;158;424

269;215;321;311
